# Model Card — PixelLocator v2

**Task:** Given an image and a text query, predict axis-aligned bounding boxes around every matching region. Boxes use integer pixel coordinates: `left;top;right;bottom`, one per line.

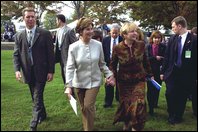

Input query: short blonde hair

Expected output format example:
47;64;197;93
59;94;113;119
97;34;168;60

120;22;138;39
22;7;35;16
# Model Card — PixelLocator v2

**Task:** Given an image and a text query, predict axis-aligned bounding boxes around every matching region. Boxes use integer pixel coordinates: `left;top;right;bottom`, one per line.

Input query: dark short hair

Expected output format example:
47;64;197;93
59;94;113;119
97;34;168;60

22;7;36;16
56;14;66;23
171;16;187;28
92;29;103;42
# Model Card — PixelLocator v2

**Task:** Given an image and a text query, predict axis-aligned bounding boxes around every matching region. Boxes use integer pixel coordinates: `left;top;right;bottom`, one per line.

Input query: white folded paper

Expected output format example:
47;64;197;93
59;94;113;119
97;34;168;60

69;95;78;116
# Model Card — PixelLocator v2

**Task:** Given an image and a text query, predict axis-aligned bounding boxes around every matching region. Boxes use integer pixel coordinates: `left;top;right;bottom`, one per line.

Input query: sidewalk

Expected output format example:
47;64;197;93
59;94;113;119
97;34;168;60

1;42;14;50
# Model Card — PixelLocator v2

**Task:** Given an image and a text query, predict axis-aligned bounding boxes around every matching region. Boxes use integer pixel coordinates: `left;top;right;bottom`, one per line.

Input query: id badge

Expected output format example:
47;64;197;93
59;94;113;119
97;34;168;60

185;50;191;58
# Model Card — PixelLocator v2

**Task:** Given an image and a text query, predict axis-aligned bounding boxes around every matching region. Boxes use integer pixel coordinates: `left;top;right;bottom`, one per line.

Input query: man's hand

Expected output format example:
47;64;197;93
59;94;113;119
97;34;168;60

47;73;53;82
156;56;164;61
106;75;116;86
15;71;22;81
160;74;164;81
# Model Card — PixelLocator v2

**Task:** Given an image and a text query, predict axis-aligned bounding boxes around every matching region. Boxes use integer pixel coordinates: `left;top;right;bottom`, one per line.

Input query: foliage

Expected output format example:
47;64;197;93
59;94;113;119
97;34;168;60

54;1;128;25
86;1;127;26
1;25;5;33
69;1;95;19
43;11;57;30
122;1;197;31
1;1;62;23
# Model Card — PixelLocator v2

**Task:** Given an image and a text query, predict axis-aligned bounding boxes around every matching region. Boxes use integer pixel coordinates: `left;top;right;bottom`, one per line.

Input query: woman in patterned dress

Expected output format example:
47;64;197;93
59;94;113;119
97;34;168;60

110;22;153;131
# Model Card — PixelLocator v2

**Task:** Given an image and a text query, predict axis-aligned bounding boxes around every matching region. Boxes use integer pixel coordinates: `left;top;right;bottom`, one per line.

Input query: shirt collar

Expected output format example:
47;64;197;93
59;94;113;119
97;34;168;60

26;26;36;34
111;37;118;41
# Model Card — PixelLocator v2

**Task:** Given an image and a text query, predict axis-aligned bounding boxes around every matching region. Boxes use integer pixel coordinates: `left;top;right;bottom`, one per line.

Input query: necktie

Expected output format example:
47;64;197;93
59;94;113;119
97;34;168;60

27;30;33;65
113;39;116;47
176;36;182;67
28;30;33;47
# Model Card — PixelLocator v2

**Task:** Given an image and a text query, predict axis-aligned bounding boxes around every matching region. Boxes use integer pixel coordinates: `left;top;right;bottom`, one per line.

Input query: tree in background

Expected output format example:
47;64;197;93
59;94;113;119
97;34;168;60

122;1;197;31
43;10;57;30
86;1;127;25
1;1;62;26
1;1;197;31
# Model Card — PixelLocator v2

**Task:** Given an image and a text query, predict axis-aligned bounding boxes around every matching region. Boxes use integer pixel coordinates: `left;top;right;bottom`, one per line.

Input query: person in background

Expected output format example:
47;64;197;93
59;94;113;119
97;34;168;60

190;26;197;117
54;14;78;97
64;17;115;131
51;31;56;43
191;27;197;35
13;7;55;131
92;29;103;42
111;22;153;131
146;30;166;115
160;16;197;124
102;23;123;108
102;20;110;37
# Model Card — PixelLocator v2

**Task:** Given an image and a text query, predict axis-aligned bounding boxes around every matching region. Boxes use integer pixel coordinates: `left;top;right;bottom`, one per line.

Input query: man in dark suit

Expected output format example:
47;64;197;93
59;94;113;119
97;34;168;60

102;24;123;108
13;7;55;131
55;14;77;96
160;16;197;124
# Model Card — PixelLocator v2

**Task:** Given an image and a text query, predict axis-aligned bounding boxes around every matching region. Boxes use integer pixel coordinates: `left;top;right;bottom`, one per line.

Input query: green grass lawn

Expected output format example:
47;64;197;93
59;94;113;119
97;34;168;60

1;50;197;131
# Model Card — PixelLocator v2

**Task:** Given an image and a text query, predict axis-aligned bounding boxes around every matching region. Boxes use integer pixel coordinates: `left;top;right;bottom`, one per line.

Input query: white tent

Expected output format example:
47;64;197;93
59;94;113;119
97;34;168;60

67;20;78;29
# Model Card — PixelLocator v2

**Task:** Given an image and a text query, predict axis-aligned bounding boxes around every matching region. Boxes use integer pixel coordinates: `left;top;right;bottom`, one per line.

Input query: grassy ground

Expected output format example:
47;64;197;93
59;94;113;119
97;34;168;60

1;50;197;131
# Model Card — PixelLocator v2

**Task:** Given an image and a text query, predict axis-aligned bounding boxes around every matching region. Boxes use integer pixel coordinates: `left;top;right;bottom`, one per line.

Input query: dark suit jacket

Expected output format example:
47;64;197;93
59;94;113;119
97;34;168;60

146;43;166;74
160;33;197;81
13;27;55;83
55;26;77;66
102;36;123;67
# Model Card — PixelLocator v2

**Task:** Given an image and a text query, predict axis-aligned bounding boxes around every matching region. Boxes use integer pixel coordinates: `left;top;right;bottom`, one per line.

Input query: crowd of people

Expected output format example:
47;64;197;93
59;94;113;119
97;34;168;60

1;21;16;42
13;7;197;131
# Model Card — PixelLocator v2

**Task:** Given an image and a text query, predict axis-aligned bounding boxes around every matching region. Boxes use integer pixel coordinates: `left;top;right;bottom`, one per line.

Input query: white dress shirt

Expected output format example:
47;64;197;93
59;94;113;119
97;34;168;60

180;31;188;52
66;39;113;89
26;26;36;45
57;25;66;48
110;37;119;58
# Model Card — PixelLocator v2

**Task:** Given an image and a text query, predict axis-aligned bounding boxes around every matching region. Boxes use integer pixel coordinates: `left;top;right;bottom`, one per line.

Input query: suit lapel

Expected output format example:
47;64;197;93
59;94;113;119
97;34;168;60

107;37;111;54
184;32;191;47
22;30;28;46
60;26;69;46
174;35;179;53
32;27;40;47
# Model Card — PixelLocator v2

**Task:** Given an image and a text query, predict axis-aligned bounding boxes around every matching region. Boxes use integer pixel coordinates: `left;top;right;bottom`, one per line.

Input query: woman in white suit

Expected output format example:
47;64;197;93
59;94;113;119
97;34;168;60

64;17;115;131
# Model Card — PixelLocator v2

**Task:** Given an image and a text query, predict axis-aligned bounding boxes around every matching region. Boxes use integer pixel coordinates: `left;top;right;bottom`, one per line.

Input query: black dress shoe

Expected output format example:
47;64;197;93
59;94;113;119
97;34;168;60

38;116;46;124
168;116;175;125
174;117;182;124
30;127;37;131
149;109;154;116
103;104;112;108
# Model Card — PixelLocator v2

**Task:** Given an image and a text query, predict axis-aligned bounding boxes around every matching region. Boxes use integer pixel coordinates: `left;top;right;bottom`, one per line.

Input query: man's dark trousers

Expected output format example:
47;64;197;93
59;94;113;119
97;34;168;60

29;67;46;129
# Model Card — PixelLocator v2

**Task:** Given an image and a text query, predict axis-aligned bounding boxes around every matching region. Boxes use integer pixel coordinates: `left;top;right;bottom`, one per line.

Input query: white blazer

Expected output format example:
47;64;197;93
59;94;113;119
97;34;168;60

66;39;113;89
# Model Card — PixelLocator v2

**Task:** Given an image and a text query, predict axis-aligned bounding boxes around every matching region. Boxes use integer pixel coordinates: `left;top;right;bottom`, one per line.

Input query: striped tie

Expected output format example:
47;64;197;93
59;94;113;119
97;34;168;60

28;30;33;47
28;30;33;65
113;39;116;47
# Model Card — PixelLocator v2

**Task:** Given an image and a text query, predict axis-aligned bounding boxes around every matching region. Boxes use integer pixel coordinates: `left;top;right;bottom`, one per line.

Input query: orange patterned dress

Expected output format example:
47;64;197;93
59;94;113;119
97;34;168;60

110;40;153;131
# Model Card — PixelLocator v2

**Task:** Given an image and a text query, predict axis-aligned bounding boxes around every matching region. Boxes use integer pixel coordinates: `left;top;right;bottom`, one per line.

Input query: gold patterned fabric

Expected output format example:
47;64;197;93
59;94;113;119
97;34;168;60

110;40;153;130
